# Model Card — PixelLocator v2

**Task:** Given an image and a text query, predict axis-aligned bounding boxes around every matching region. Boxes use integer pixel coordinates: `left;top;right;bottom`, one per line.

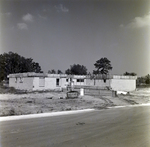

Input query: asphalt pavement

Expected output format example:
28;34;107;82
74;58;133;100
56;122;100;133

0;105;150;147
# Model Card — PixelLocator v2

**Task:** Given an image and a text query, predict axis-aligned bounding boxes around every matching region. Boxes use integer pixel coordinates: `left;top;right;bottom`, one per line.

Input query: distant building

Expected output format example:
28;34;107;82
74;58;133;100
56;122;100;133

8;72;137;92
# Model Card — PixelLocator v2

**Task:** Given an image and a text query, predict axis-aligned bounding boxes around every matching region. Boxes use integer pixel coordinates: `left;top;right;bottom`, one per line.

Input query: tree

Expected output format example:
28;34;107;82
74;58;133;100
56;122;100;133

48;69;63;74
123;72;137;76
136;74;150;86
136;76;145;86
93;57;112;75
57;70;63;74
145;74;150;84
48;69;56;74
0;52;42;81
65;64;87;75
65;69;71;75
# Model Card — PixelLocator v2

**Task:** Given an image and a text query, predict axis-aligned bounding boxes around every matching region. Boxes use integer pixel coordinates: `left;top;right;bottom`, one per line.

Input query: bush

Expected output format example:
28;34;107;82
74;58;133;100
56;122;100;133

0;82;17;94
9;87;16;93
9;107;15;115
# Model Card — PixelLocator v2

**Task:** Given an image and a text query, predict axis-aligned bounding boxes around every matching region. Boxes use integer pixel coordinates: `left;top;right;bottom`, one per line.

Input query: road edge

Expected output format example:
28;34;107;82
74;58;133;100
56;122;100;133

0;109;95;122
1;103;150;122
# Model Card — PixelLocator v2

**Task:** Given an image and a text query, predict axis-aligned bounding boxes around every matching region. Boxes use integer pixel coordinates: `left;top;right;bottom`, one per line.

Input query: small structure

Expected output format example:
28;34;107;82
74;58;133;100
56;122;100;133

66;91;79;99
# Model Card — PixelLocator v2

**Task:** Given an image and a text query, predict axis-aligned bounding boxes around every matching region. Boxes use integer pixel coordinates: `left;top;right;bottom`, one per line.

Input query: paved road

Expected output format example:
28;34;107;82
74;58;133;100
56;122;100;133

0;106;150;147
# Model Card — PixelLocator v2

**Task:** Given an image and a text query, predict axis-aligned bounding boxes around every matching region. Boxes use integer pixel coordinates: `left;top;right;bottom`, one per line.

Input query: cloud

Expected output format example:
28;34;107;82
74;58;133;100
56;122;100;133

17;23;28;30
55;4;69;13
22;13;34;22
38;14;47;20
121;12;150;29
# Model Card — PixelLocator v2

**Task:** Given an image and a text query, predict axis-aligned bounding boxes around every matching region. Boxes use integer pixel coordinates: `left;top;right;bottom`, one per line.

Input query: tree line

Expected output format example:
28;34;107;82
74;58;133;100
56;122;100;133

122;72;150;85
0;52;113;82
136;74;150;85
48;57;113;76
1;52;147;84
0;52;42;81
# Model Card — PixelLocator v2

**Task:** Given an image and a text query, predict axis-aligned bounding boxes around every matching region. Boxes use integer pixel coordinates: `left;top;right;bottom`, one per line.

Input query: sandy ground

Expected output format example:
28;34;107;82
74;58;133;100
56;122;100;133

0;88;150;116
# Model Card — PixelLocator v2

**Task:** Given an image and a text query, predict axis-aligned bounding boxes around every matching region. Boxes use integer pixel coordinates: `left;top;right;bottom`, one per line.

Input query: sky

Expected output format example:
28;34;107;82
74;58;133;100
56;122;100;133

0;0;150;76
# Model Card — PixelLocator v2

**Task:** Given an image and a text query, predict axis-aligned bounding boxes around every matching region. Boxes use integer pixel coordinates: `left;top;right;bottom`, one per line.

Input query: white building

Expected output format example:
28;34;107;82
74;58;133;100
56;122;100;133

8;72;137;92
110;75;137;91
8;73;67;91
8;73;87;91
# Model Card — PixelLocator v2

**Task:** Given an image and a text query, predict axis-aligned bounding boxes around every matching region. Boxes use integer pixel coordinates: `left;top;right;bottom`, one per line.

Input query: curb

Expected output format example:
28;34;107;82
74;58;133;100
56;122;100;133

0;109;95;122
1;103;150;122
107;103;150;109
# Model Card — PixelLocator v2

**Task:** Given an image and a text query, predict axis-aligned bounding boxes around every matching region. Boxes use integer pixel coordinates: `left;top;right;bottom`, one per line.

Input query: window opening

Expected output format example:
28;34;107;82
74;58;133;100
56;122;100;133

56;78;59;86
103;79;106;83
77;79;84;82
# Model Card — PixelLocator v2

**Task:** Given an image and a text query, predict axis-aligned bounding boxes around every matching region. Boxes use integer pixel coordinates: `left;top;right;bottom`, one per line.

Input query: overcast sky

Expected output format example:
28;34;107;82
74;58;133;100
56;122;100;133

0;0;150;76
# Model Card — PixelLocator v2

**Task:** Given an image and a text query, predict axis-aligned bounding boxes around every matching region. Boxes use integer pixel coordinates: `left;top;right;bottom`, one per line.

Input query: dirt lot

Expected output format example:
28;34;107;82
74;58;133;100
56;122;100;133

0;87;150;116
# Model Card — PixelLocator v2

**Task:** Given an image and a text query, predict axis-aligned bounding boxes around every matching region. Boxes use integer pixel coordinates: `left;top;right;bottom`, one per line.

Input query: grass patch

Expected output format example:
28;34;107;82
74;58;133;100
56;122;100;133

1;107;18;116
0;82;16;93
136;84;150;88
0;82;28;94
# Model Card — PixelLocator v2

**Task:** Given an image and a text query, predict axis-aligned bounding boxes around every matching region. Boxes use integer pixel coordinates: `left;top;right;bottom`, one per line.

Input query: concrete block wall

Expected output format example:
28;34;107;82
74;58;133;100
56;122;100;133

113;75;137;79
74;86;112;96
110;75;137;92
33;77;61;91
33;77;45;91
60;78;68;88
86;79;94;86
94;79;110;87
45;77;59;90
9;78;17;88
9;77;34;90
86;79;110;88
